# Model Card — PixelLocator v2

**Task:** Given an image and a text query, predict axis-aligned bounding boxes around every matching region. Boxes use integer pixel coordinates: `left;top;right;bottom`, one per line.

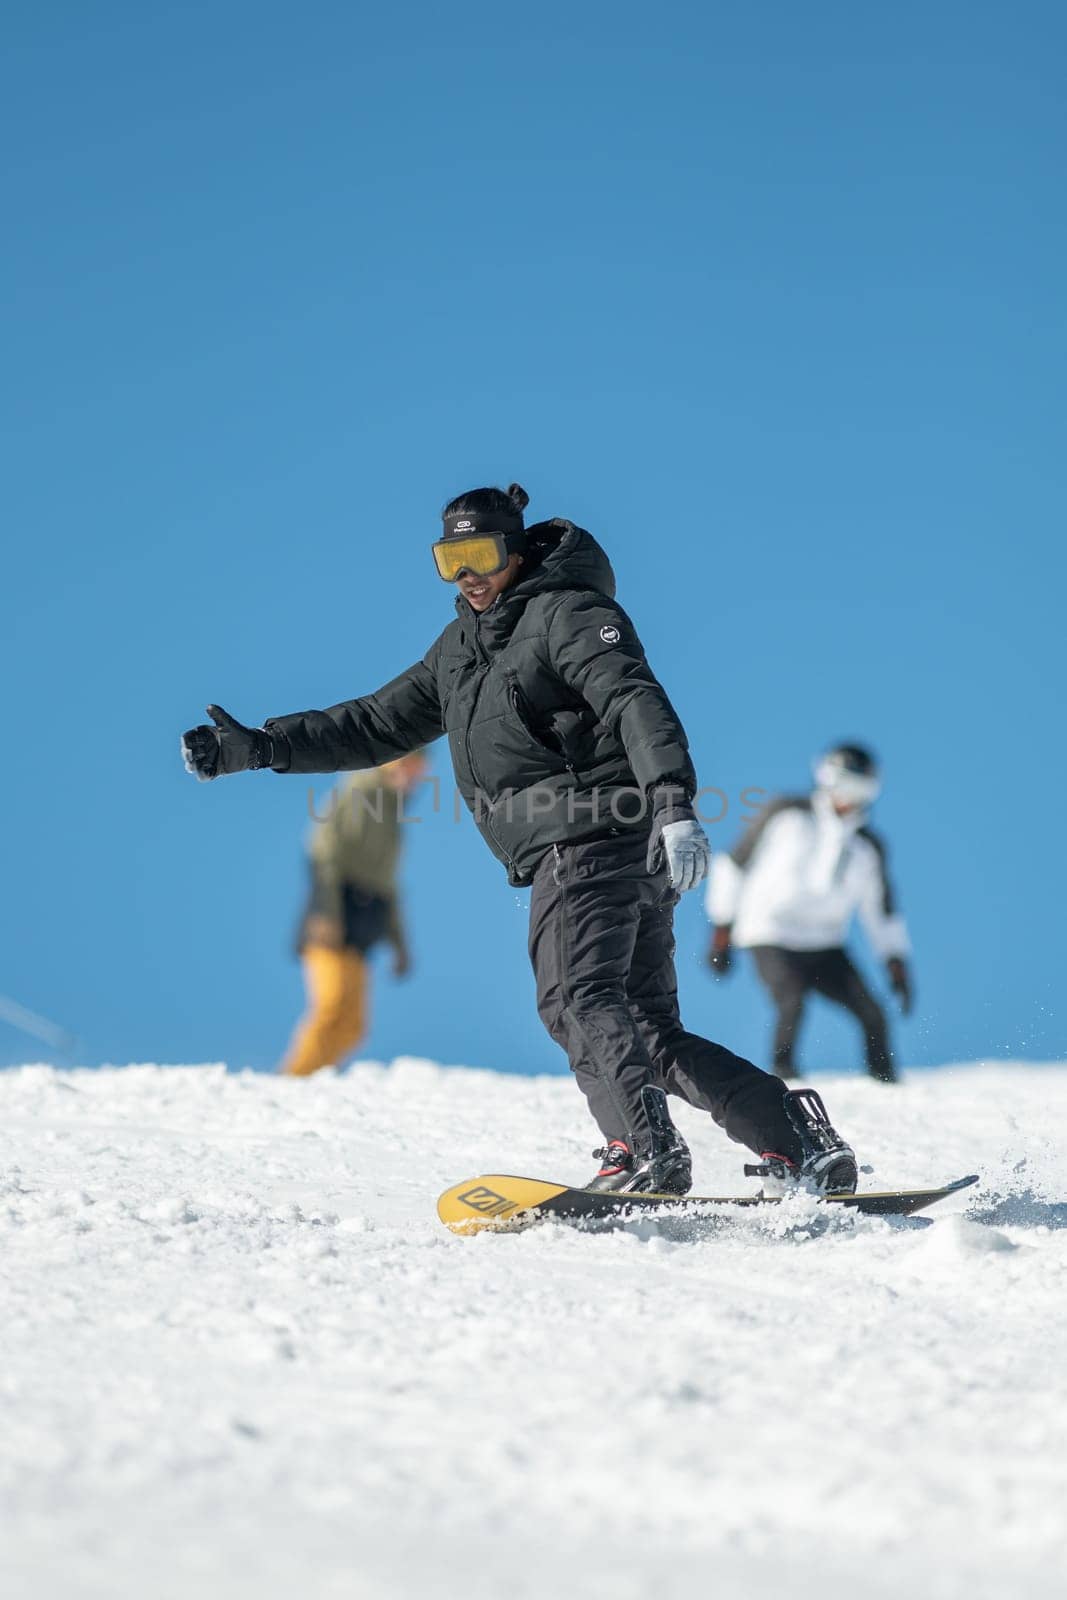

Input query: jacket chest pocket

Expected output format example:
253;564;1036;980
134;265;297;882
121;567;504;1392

503;671;575;769
505;671;540;740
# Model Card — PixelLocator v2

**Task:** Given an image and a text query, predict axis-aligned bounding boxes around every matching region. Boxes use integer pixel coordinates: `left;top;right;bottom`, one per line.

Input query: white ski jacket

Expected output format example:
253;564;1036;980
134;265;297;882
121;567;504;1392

706;793;910;959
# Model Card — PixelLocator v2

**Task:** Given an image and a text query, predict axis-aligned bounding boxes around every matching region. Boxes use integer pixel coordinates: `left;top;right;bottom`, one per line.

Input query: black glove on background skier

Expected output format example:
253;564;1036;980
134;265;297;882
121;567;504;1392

707;925;733;975
887;956;913;1015
181;706;274;781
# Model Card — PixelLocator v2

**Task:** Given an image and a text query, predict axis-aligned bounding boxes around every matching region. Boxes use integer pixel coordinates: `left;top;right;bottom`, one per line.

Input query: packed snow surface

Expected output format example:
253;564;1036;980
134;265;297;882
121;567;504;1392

2;1060;1066;1600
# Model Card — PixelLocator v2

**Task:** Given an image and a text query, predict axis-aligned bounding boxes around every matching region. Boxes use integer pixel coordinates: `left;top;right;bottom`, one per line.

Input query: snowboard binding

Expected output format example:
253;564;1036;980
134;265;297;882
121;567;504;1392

642;1085;693;1195
588;1086;692;1195
744;1088;858;1195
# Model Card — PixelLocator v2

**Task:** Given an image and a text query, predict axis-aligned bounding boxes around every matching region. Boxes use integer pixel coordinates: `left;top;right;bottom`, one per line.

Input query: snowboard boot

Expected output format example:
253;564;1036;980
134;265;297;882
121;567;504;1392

588;1140;638;1191
587;1086;692;1195
744;1087;858;1196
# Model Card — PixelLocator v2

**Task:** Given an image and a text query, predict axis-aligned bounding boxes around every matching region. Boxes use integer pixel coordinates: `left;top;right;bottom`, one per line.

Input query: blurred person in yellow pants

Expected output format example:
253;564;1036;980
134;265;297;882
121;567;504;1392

281;753;426;1076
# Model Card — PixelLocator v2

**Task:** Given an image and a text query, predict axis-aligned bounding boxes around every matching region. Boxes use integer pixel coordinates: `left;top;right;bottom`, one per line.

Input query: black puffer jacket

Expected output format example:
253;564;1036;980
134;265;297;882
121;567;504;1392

266;520;697;885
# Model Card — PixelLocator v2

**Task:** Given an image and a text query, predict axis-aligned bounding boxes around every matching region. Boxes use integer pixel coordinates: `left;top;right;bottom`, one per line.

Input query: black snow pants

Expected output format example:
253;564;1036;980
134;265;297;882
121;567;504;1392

751;945;895;1083
528;832;804;1162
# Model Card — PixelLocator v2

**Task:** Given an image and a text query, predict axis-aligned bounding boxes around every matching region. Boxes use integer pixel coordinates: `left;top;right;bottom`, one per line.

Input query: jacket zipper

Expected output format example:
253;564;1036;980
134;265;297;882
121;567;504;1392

464;662;516;875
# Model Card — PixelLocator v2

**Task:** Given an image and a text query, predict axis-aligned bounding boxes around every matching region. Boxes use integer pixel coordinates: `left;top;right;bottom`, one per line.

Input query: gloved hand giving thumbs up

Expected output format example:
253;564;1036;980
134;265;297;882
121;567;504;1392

181;705;275;782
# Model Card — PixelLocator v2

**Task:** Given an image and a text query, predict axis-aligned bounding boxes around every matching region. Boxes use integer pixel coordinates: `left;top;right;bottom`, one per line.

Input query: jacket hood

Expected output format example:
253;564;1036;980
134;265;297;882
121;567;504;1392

515;519;616;601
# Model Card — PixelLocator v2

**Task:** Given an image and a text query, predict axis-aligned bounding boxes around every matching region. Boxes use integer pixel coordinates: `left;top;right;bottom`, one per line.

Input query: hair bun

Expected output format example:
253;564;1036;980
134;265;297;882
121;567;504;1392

506;482;530;514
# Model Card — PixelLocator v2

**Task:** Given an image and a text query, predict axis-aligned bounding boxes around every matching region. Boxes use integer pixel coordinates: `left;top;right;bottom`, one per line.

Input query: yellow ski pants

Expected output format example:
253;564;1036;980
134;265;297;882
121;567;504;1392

281;945;368;1077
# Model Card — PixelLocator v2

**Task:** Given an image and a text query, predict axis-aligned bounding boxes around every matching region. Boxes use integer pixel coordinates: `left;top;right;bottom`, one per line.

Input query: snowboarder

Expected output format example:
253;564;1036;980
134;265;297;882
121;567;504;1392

706;743;913;1083
182;484;857;1194
281;754;426;1077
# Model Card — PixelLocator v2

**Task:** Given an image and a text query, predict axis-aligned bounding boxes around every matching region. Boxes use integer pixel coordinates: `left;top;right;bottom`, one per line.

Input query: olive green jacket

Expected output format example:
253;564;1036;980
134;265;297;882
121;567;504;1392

305;769;408;949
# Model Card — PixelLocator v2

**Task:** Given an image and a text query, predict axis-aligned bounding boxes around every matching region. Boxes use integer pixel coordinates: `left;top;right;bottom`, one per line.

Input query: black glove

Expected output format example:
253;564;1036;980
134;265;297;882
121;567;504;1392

707;925;733;975
887;956;913;1016
181;705;274;782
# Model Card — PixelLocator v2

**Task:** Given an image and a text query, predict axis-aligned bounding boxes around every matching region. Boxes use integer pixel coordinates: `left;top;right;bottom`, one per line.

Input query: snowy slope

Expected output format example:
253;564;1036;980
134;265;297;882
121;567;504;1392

1;1060;1065;1600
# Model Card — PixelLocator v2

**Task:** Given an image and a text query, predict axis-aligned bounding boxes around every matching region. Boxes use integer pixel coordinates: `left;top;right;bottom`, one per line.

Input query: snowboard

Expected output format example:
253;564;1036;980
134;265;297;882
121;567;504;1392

437;1172;980;1234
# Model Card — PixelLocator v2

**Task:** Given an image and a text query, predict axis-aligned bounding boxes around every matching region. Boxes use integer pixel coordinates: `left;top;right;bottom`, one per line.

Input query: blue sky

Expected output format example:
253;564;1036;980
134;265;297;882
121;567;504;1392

2;1;1064;1078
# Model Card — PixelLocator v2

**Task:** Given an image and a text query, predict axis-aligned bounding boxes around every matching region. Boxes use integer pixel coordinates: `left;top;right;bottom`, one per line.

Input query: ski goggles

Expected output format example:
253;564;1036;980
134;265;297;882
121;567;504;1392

431;530;524;582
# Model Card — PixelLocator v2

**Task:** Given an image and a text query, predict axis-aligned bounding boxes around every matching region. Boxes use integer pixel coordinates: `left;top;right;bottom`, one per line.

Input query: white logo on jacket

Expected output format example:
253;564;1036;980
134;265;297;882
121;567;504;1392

600;624;621;644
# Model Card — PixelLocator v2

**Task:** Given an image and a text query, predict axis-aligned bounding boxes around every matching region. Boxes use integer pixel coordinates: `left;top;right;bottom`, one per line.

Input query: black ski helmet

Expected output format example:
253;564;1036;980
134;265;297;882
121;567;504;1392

821;743;878;778
813;742;882;805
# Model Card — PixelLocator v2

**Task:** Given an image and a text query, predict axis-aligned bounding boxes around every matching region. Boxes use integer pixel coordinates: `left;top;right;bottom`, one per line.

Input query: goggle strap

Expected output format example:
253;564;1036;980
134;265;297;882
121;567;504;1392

442;509;524;539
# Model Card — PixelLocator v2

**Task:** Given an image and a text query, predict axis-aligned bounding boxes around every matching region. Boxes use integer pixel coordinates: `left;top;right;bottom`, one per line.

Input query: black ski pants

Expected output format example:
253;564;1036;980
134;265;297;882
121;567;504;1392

528;832;803;1162
751;945;895;1082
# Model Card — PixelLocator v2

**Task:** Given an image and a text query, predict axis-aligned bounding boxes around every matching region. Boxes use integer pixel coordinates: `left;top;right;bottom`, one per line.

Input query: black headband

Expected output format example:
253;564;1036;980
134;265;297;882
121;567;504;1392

441;508;525;540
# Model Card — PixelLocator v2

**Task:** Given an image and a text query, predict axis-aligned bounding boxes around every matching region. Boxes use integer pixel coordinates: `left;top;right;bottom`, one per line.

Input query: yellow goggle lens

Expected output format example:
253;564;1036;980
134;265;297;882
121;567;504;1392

432;534;508;582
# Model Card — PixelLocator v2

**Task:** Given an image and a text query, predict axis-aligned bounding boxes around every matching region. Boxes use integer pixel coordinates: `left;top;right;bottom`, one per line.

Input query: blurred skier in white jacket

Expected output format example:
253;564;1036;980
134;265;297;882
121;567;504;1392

706;744;912;1083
